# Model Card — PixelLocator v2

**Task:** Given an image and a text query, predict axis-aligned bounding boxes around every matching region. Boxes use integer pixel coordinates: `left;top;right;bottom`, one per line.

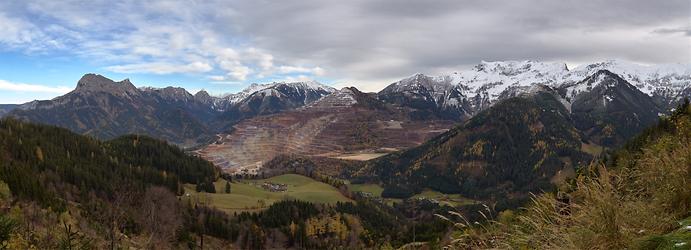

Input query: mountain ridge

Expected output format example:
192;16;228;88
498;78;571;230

378;60;690;120
2;60;688;150
5;74;338;147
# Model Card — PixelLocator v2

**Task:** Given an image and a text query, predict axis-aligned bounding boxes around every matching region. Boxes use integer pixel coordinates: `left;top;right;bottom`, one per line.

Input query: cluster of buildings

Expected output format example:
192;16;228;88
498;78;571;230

261;182;288;192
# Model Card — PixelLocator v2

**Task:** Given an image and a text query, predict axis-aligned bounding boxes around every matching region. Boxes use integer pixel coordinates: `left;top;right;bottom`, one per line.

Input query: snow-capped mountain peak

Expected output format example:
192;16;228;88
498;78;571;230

220;81;335;104
450;60;570;100
379;60;691;120
193;80;336;113
566;60;691;97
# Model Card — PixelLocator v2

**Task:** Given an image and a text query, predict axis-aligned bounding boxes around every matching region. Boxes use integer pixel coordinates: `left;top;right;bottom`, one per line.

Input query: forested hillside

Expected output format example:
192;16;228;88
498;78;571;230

443;99;691;249
0;118;218;206
352;91;593;209
0;118;224;248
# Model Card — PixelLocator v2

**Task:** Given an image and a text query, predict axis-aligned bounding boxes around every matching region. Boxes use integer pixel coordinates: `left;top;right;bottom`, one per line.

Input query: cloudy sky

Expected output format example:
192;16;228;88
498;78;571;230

0;0;689;103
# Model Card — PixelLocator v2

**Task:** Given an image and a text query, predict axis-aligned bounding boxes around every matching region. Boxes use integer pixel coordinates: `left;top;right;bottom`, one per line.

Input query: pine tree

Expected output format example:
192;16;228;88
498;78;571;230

225;181;231;193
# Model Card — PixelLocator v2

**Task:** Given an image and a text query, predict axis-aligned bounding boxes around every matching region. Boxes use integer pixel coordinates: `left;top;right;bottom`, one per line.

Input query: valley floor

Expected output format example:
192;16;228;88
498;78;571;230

182;174;351;213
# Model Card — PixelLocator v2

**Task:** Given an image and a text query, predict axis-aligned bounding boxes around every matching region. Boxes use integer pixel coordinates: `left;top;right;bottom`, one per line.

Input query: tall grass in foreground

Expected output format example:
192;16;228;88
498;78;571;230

439;101;691;249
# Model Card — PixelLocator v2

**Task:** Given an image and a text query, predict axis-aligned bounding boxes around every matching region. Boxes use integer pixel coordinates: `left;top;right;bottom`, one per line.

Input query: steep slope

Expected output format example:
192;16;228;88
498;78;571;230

562;70;663;146
565;60;691;108
0;118;218;206
140;86;219;123
212;83;277;110
0;118;222;248
7;74;215;147
378;74;473;120
462;100;691;249
214;81;335;128
353;90;592;205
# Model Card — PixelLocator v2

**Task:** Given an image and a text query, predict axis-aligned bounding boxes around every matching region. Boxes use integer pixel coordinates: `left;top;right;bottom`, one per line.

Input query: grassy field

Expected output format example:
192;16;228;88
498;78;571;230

347;183;384;196
411;189;477;207
183;174;351;213
332;153;388;161
348;183;476;207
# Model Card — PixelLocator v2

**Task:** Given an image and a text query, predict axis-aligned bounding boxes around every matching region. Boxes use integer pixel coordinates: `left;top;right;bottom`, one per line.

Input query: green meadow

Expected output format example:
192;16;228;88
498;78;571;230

183;174;351;213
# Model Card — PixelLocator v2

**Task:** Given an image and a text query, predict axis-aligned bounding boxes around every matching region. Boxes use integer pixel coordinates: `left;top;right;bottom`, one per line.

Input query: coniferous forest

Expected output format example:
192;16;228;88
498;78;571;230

0;118;451;249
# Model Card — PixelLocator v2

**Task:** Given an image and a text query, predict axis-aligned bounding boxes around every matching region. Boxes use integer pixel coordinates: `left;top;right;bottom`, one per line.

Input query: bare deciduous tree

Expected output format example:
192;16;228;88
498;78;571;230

137;187;182;249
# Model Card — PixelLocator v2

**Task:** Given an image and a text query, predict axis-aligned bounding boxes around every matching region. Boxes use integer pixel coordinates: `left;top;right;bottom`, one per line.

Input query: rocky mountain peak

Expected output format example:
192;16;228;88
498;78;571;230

563;69;631;100
194;90;211;100
74;73;139;96
157;87;193;102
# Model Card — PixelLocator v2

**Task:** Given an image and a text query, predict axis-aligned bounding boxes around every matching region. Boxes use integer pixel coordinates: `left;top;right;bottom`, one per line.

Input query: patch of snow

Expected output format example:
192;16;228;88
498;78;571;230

215;80;335;108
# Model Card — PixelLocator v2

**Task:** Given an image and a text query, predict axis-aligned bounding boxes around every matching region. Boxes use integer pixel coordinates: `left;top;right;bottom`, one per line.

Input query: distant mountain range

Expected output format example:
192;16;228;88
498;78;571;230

379;60;690;121
4;74;336;146
2;60;689;151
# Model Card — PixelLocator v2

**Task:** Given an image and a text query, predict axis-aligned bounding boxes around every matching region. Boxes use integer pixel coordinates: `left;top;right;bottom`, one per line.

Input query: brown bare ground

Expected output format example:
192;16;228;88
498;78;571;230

196;104;455;173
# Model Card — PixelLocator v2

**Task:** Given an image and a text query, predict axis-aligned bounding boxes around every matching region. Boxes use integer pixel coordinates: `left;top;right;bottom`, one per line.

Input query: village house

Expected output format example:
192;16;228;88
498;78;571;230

261;182;288;192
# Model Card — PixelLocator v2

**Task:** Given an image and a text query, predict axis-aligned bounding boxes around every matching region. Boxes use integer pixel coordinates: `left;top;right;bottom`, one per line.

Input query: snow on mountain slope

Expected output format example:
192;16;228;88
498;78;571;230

450;60;570;99
565;60;691;100
380;73;456;104
239;81;336;106
225;81;335;104
380;60;690;117
204;80;336;111
223;83;276;104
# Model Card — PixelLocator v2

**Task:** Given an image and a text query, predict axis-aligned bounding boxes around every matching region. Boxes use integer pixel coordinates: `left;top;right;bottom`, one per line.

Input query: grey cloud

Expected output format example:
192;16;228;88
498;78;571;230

653;27;691;36
218;0;690;90
1;0;689;91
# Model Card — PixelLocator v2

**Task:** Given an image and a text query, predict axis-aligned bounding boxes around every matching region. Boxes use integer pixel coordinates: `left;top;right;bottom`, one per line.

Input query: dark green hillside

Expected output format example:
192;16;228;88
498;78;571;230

0;118;228;248
446;99;691;249
0;118;218;208
354;91;591;205
108;135;218;184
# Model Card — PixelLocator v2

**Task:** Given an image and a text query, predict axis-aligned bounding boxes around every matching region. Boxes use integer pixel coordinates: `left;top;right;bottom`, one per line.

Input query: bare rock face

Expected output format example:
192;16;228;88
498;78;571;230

74;73;140;98
194;90;213;105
